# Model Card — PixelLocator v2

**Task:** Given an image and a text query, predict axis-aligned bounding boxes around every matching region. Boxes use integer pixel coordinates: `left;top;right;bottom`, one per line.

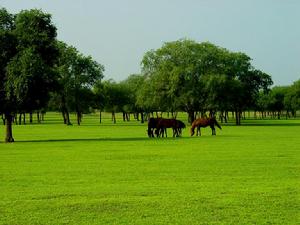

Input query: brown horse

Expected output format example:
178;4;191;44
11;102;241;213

155;118;186;137
190;117;221;136
147;117;161;137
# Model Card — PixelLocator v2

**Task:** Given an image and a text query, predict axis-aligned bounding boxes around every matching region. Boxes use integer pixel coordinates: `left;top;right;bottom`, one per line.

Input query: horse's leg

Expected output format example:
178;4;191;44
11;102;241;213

155;128;159;137
165;128;167;138
173;127;179;137
177;128;180;137
160;128;164;137
211;125;216;135
197;126;201;136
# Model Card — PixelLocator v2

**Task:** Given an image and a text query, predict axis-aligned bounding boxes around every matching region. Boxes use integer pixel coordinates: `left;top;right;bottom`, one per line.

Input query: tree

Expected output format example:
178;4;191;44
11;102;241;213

119;74;145;121
54;41;104;125
0;8;58;142
267;86;288;119
284;79;300;117
140;39;272;124
101;80;129;123
0;8;16;117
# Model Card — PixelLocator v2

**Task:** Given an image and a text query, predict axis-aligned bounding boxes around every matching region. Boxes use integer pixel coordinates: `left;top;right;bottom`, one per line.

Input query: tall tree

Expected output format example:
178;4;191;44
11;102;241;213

140;39;272;124
101;80;129;123
54;41;104;125
0;8;58;142
120;74;145;121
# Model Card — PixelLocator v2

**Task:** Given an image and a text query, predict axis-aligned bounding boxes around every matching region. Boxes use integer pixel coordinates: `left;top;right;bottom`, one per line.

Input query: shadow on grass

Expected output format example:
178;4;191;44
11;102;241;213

14;137;152;143
7;135;241;143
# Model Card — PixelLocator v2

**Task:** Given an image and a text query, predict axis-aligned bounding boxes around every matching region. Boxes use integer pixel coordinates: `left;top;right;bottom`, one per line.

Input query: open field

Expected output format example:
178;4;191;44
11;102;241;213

0;113;300;224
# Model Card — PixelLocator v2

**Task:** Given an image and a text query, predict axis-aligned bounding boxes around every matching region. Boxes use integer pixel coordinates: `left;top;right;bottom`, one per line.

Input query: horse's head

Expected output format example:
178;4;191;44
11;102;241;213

213;118;222;130
177;120;186;129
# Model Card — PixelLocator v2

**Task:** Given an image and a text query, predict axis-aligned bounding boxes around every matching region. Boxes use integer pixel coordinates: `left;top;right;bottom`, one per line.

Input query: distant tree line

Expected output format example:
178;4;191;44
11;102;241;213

1;8;300;142
256;80;300;119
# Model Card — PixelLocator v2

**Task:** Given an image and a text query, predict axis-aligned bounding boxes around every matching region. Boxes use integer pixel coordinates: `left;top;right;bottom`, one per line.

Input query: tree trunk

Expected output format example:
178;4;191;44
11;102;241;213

141;112;144;123
37;111;41;123
19;113;22;125
65;111;71;125
76;111;81;125
188;110;195;124
62;110;67;124
112;112;116;124
235;110;241;125
99;110;102;123
5;113;14;143
41;112;45;121
29;112;33;123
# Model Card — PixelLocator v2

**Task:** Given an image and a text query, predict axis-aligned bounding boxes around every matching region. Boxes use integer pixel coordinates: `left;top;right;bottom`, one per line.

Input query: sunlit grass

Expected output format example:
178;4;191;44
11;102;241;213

0;112;299;224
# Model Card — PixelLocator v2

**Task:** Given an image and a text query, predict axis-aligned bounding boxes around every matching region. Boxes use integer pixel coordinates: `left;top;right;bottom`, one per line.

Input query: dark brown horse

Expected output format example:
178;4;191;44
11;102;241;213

147;117;161;137
175;119;186;137
190;117;221;136
156;118;186;137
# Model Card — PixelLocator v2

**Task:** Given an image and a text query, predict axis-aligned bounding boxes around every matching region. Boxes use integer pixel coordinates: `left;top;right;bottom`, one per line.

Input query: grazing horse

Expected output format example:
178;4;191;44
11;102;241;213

156;118;186;137
190;117;221;136
155;118;175;137
175;119;186;137
147;117;161;137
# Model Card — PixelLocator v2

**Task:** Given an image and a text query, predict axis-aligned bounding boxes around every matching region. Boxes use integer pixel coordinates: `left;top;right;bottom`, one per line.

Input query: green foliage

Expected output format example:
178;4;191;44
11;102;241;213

0;8;16;112
6;47;56;110
52;41;104;123
1;8;58;110
0;8;59;141
14;9;58;65
140;39;273;120
257;82;300;117
120;74;145;112
100;80;130;113
284;79;300;113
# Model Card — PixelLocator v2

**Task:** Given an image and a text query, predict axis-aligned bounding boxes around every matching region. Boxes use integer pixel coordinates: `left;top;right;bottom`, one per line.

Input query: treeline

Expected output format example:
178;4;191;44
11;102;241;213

1;8;300;142
256;81;300;119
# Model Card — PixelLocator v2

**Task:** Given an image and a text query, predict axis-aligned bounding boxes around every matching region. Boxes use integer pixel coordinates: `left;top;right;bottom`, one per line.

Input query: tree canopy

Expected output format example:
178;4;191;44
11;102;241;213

140;39;273;124
0;8;59;142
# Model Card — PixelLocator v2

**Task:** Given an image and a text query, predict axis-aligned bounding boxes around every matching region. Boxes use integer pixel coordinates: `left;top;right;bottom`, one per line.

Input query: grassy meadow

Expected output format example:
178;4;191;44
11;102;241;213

0;112;299;224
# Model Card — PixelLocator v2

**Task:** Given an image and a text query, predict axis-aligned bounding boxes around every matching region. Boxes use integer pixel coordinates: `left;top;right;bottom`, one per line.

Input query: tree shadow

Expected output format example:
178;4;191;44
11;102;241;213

15;137;152;143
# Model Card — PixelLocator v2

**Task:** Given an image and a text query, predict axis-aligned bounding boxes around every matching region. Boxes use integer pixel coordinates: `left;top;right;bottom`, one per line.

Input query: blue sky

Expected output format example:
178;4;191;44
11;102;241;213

1;0;299;85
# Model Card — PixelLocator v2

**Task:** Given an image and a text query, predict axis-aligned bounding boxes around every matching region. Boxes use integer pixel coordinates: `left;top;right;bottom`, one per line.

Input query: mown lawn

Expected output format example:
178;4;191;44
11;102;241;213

0;113;299;224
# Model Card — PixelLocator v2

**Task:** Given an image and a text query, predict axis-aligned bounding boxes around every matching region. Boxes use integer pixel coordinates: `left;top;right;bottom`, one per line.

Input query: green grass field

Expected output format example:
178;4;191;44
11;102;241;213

0;113;299;225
